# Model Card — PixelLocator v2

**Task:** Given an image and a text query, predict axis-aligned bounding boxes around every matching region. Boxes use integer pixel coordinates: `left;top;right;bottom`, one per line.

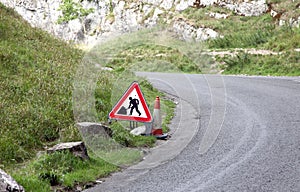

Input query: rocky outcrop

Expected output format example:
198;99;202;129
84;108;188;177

47;141;89;159
220;0;267;16
0;0;269;45
173;18;219;41
0;169;24;192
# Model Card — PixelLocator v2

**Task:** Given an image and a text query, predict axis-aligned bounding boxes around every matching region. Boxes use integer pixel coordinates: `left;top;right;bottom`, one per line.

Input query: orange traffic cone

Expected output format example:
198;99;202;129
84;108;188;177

152;96;168;139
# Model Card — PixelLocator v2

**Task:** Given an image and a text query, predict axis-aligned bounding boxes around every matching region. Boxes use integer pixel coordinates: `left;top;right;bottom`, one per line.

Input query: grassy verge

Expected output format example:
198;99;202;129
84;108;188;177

3;0;298;190
0;4;178;191
11;151;118;192
218;51;300;76
0;3;82;165
105;44;202;73
180;4;300;76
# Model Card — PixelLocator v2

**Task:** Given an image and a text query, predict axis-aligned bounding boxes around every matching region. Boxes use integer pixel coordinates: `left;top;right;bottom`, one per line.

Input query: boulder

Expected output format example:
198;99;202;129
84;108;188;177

76;122;113;137
47;141;89;160
0;169;24;192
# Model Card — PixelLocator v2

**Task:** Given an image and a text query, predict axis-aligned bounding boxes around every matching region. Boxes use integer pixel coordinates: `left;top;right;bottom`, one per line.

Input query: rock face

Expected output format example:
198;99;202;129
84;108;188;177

47;141;89;160
0;169;24;192
0;0;269;45
173;18;219;41
221;0;267;16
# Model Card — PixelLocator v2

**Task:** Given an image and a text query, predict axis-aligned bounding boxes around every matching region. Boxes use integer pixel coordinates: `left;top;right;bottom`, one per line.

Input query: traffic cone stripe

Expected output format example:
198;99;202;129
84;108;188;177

154;96;160;109
152;128;163;135
151;96;168;139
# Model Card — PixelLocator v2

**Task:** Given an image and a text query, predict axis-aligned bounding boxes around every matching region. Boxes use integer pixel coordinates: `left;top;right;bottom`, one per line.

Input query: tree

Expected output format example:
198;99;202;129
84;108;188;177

57;0;94;32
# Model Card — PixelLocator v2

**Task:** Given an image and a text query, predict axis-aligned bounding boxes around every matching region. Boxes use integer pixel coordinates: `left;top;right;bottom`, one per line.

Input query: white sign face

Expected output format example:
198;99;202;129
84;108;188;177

115;88;147;118
109;82;152;122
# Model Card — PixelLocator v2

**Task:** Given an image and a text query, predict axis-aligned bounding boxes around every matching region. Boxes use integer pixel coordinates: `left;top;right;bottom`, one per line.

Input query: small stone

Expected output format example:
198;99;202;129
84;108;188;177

47;141;89;160
130;126;146;135
95;180;103;184
76;186;83;191
0;169;25;192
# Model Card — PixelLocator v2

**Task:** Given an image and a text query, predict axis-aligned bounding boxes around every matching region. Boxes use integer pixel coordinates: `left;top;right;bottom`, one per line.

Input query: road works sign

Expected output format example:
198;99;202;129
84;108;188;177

109;82;152;122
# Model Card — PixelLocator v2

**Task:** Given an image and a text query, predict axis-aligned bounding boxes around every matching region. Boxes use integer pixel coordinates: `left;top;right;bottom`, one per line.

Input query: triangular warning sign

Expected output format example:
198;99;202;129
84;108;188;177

109;82;152;122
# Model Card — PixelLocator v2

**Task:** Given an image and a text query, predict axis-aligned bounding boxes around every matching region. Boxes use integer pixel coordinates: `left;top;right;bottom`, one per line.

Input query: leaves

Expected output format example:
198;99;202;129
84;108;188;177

57;0;94;24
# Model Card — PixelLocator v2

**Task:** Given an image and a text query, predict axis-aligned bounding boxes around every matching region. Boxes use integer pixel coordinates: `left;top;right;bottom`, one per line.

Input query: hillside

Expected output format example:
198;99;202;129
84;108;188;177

0;3;173;191
1;0;299;165
2;0;299;76
0;0;299;191
1;0;299;45
0;3;83;164
0;0;299;163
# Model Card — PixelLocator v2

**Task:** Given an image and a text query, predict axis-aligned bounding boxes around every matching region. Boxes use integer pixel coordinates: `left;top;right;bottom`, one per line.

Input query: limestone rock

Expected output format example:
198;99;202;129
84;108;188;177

199;0;218;6
47;141;89;160
76;122;113;138
0;0;270;46
175;0;194;11
222;0;268;16
208;12;229;19
173;18;219;41
160;0;174;10
0;169;24;192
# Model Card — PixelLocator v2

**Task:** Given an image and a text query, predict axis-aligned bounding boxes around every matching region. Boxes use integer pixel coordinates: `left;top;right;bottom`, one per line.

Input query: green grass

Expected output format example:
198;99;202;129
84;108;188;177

2;0;299;190
0;3;83;164
219;51;300;76
180;4;300;75
181;3;300;52
11;151;118;191
267;0;300;19
181;7;275;49
265;26;300;51
104;43;202;73
1;3;177;191
95;75;175;149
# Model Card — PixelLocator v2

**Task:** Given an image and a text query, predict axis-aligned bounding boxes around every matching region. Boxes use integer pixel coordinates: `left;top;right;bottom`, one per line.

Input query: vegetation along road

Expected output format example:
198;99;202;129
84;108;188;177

1;0;300;191
86;73;300;192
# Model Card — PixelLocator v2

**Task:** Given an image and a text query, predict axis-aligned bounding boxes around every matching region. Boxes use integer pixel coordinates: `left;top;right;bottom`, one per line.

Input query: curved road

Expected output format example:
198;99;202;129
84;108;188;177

86;73;300;192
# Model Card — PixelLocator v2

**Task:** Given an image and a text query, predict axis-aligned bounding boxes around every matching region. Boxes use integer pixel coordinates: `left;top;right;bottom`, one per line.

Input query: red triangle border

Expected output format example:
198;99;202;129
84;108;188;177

109;82;153;122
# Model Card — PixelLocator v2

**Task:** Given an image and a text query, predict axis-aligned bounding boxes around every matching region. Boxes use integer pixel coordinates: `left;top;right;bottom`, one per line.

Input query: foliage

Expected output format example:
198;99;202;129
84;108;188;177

181;4;300;75
110;123;156;147
94;72;173;148
11;151;117;191
3;0;299;190
220;51;300;76
1;4;176;191
57;0;94;24
105;44;202;73
181;4;300;51
265;26;300;51
266;0;300;19
0;4;83;164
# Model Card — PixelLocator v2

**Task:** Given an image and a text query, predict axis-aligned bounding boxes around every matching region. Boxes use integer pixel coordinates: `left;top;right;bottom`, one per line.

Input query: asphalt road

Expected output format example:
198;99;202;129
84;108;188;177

85;73;300;192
